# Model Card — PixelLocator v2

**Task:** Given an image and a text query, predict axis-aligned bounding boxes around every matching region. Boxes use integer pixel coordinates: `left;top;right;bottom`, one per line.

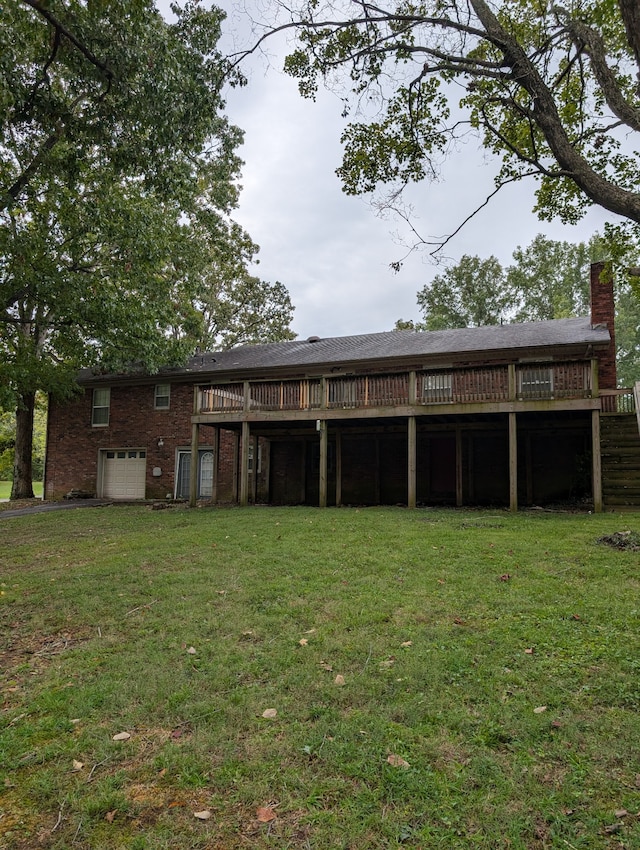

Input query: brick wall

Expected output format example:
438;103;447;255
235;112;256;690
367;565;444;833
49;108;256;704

45;383;234;500
590;261;617;389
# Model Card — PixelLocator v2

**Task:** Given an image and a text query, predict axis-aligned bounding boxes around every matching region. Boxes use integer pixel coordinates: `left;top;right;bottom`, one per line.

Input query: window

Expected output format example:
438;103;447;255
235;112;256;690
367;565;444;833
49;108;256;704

92;388;110;426
423;372;453;403
154;383;170;409
519;367;553;399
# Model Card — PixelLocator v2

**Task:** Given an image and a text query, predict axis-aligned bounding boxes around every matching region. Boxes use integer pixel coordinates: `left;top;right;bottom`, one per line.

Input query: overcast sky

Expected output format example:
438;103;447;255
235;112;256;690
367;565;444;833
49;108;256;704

171;2;616;340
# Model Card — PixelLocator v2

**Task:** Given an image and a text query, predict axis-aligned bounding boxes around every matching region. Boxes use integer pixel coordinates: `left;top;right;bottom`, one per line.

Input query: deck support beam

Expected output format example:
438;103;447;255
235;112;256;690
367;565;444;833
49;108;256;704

509;412;518;512
592;409;603;513
319;420;328;507
408;415;417;508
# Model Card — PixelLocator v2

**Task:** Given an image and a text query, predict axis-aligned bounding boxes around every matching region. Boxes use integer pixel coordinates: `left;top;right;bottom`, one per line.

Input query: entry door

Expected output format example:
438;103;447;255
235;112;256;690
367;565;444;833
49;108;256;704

176;450;214;499
102;449;147;499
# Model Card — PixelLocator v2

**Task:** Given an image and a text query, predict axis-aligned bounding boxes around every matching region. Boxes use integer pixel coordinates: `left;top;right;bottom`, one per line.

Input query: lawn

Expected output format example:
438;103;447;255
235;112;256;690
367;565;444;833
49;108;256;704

1;504;640;849
0;481;43;500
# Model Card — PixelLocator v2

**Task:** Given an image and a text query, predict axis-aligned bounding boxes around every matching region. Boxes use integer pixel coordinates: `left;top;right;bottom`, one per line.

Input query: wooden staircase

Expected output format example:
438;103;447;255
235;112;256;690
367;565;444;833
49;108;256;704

601;406;640;507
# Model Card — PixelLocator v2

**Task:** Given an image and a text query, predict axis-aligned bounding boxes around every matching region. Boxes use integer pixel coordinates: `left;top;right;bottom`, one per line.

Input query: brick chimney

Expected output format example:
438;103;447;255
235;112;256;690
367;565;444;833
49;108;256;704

590;261;617;389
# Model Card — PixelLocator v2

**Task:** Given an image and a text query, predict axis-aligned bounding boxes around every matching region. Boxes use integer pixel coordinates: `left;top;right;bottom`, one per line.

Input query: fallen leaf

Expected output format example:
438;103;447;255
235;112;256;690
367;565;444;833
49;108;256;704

401;641;413;648
379;659;395;668
298;638;308;646
72;759;84;771
437;579;445;584
304;628;317;634
193;810;211;820
171;728;183;739
105;810;117;823
614;809;628;818
158;768;167;777
186;646;197;655
334;674;345;686
70;718;81;724
533;705;548;714
262;708;278;719
256;806;277;823
524;648;535;655
387;754;410;769
320;661;333;671
453;617;466;626
216;590;226;595
112;731;131;741
572;613;581;620
499;573;511;581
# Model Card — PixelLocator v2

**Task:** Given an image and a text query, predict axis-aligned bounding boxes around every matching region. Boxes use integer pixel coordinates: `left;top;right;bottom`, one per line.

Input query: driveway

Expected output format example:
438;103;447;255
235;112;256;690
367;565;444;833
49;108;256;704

0;499;113;519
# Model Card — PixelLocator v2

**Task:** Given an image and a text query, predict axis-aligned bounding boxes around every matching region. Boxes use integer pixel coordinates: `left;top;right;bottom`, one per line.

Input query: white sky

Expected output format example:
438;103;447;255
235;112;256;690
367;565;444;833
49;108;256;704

169;2;616;340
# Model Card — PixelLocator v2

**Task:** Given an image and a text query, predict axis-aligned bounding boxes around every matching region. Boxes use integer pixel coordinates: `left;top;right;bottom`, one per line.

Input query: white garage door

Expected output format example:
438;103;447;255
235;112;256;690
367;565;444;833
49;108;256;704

102;449;147;499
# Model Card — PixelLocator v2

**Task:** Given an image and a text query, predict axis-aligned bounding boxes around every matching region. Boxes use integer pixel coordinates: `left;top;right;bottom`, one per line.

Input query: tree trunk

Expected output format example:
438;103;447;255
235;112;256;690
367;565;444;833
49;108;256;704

11;392;36;500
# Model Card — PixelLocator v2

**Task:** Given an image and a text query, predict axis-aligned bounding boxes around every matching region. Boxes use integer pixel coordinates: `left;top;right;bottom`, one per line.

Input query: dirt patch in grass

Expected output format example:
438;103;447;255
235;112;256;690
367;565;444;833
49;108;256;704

597;530;640;551
1;627;94;693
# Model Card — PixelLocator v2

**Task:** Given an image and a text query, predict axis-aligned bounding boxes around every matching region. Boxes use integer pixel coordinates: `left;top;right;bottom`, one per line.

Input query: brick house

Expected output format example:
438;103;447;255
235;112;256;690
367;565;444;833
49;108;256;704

44;263;640;510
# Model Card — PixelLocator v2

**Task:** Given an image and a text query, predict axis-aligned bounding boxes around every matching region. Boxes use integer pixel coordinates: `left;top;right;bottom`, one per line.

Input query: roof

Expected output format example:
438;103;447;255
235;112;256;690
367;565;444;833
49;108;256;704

80;316;610;384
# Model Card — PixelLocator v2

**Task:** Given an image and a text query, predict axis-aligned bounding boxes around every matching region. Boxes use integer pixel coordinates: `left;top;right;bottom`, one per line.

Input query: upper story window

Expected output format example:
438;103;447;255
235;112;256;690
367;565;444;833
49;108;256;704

518;366;553;399
423;372;453;403
154;383;171;409
92;388;110;426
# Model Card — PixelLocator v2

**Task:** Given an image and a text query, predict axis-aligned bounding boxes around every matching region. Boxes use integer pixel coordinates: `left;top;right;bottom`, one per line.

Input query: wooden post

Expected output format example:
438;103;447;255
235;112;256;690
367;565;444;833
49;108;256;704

409;370;417;405
240;421;250;506
211;427;220;503
592;409;603;513
509;412;518;512
408;416;417;508
508;363;517;401
591;357;599;399
455;426;463;507
319;420;328;508
335;430;342;506
243;381;251;412
189;422;199;508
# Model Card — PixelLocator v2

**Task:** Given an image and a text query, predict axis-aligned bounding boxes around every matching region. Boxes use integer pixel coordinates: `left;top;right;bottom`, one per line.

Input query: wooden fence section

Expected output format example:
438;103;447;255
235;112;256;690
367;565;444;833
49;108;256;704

198;360;595;414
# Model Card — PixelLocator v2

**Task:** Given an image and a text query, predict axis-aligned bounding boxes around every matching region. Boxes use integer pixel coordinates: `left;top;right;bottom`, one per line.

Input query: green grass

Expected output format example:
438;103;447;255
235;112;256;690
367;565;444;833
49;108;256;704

0;480;43;500
2;504;640;849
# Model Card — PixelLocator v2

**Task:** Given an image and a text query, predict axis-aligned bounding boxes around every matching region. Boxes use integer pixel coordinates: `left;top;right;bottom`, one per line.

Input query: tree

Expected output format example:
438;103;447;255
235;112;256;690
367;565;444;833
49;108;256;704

1;1;294;499
408;255;509;330
396;233;640;385
275;0;640;250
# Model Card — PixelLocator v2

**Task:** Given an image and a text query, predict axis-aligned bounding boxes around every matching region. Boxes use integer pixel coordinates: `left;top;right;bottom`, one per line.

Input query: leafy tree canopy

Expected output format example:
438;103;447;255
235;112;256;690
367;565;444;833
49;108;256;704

396;233;640;385
274;0;640;252
1;0;295;498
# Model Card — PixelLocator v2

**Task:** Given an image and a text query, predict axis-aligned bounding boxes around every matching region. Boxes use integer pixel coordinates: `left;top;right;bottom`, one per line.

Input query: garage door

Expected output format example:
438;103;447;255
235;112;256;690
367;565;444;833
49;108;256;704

102;449;147;499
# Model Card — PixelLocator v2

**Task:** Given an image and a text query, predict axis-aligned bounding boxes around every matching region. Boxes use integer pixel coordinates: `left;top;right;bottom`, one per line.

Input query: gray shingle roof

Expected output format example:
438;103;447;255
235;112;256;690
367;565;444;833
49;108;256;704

178;317;608;374
80;316;610;384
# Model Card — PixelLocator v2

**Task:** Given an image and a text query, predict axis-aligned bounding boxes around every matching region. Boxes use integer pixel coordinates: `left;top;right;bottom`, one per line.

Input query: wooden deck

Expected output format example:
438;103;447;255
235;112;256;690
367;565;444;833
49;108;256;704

195;361;608;422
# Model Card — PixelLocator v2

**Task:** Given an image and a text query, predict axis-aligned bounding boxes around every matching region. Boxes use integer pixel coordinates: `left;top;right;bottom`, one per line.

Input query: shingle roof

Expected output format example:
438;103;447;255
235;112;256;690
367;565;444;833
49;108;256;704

178;317;608;374
80;316;610;384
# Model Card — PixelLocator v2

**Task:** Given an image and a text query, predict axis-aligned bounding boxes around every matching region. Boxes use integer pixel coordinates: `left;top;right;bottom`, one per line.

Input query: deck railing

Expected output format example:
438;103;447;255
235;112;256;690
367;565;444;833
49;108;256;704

600;388;637;413
197;360;596;415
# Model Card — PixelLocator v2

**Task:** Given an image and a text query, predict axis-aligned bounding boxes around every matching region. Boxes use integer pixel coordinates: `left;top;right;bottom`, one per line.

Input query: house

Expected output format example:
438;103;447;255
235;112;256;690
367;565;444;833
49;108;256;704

44;263;640;510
